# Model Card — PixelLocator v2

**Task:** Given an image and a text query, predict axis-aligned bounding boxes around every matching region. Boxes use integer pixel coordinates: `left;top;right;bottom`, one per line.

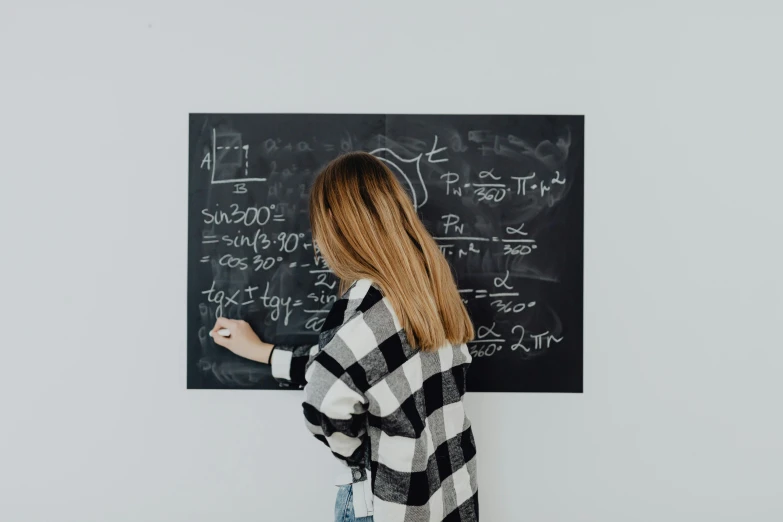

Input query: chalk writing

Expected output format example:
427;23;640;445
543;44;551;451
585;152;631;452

188;114;583;392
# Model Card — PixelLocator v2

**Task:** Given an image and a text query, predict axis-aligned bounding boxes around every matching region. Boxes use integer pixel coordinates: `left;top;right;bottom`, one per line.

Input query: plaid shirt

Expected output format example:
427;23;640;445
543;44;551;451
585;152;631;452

270;278;479;521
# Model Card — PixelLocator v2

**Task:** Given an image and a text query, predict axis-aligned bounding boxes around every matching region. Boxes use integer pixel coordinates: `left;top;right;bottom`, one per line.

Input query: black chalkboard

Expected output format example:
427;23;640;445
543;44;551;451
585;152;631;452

188;113;584;392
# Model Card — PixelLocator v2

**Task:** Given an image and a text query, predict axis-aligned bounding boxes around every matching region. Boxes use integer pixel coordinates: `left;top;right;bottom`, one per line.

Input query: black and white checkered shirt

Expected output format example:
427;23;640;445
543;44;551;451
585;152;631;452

270;278;479;521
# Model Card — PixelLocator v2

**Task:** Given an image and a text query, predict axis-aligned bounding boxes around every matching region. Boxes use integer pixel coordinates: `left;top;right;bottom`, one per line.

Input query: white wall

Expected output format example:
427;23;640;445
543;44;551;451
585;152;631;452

2;2;781;521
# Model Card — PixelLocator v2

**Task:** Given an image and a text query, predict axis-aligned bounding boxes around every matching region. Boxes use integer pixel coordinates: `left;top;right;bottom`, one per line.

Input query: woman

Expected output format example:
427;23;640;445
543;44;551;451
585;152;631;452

210;152;479;522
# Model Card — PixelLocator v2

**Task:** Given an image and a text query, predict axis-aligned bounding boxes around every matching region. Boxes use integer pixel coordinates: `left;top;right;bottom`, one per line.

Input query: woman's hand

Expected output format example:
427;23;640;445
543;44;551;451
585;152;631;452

210;317;274;364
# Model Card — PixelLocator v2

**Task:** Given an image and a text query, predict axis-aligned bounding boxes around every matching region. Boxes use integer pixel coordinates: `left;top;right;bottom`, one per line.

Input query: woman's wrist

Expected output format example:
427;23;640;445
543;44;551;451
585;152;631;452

256;341;273;365
234;340;274;365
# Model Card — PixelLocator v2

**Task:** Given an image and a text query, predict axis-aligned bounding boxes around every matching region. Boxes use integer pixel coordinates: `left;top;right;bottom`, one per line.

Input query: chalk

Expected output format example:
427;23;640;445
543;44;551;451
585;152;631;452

209;328;231;338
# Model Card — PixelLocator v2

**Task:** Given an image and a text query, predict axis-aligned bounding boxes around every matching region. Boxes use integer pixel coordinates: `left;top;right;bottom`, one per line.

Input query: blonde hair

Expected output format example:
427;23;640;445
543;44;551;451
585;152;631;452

309;151;474;351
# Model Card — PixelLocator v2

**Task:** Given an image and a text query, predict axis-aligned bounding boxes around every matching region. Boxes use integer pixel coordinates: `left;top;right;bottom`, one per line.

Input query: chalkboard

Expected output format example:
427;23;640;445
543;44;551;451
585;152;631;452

188;114;584;392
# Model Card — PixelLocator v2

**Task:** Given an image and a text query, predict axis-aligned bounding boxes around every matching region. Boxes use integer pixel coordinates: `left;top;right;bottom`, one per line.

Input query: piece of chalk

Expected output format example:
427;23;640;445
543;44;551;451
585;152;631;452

209;328;232;338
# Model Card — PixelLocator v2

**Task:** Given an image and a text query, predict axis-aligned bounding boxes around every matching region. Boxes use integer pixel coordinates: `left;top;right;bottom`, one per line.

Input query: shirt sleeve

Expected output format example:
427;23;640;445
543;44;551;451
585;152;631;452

300;348;369;473
269;343;320;387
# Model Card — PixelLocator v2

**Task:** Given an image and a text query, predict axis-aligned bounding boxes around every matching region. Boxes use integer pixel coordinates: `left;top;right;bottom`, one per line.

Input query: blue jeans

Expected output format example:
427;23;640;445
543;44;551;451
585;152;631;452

335;484;374;522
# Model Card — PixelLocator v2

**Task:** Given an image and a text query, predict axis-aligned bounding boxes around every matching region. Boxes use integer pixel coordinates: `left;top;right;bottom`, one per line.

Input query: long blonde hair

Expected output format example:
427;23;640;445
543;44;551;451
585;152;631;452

309;151;474;352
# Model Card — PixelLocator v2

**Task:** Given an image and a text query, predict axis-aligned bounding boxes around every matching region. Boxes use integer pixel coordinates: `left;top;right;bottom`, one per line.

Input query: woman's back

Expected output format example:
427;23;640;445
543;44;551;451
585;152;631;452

305;277;479;521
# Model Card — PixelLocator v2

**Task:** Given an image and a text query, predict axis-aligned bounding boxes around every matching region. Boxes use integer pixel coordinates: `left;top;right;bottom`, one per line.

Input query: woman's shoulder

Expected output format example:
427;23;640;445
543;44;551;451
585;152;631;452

328;278;387;326
342;277;384;306
316;279;405;379
337;278;402;339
